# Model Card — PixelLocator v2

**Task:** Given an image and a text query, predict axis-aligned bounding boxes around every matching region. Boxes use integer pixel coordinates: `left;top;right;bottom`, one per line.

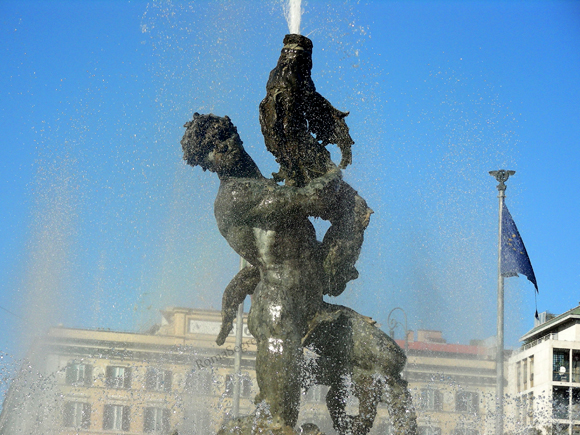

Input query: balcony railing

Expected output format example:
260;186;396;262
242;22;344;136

514;333;559;355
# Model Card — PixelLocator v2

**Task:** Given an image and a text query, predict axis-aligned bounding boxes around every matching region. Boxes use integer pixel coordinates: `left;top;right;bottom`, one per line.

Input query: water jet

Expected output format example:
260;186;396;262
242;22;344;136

4;1;571;435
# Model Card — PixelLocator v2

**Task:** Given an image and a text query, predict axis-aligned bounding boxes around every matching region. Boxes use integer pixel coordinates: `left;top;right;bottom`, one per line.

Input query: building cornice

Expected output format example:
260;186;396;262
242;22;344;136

520;307;580;342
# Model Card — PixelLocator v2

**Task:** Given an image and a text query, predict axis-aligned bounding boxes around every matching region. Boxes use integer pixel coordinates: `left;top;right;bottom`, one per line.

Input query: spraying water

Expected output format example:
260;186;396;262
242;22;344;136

284;0;302;34
0;1;535;433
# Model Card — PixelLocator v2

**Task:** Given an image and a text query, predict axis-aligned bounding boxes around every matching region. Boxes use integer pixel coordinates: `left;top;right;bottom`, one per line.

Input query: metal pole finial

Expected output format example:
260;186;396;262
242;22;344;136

489;169;515;192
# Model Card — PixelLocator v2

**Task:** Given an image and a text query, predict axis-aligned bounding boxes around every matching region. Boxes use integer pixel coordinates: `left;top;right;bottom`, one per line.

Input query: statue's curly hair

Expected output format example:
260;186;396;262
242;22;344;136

181;113;238;167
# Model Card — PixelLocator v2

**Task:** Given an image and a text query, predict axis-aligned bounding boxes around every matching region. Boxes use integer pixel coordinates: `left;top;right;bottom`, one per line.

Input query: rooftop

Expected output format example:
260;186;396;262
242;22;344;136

520;304;580;343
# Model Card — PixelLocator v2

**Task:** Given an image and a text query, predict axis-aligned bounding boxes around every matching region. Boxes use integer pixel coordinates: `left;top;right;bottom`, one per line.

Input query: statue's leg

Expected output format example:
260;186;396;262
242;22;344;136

342;306;416;435
303;308;353;435
247;283;303;428
324;369;381;435
326;381;350;435
321;184;373;296
350;373;382;435
383;375;418;435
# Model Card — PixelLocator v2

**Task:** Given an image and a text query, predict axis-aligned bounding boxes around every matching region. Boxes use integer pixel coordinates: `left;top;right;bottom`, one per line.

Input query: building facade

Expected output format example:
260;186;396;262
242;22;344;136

1;308;499;435
403;330;497;435
0;308;258;435
506;305;580;435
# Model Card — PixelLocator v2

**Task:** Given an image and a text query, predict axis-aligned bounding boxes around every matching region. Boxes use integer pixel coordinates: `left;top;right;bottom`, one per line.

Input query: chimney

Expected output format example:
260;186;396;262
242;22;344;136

534;311;555;327
417;330;446;344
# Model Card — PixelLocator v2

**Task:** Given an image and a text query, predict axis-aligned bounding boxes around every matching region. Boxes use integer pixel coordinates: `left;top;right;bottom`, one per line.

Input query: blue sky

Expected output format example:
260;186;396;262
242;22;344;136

1;0;579;366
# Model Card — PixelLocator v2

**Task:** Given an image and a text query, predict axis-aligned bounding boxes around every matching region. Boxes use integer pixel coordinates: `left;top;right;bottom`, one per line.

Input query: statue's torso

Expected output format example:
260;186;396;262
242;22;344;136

214;177;323;295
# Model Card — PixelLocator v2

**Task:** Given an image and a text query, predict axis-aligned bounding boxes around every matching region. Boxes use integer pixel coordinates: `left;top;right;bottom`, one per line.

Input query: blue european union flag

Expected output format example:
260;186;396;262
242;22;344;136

501;202;538;292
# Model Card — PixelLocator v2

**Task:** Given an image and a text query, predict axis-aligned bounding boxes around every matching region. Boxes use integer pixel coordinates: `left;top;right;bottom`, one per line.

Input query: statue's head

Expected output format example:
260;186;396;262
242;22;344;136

181;113;259;178
181;113;238;169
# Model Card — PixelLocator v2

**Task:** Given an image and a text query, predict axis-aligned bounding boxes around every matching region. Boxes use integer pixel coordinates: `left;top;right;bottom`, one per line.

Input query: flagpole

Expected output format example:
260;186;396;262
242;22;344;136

489;169;515;435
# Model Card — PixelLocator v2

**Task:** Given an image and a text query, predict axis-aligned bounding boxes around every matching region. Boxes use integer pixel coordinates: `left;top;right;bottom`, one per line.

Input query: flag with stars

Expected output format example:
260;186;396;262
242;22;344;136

501;202;538;292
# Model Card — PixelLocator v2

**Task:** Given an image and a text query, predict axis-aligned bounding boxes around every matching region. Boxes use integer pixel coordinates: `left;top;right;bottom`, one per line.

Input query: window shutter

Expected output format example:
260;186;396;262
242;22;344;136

472;393;479;412
164;370;173;392
225;375;233;396
122;406;131;432
84;365;93;387
105;366;113;388
145;369;155;390
63;402;73;427
242;377;252;397
123;368;132;389
82;403;91;429
163;409;171;432
434;390;443;411
103;405;112;430
143;407;153;432
65;365;75;384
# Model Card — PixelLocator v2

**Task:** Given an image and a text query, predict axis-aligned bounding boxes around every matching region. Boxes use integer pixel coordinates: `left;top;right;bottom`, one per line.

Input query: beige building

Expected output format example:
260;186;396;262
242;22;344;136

0;308;258;435
403;330;497;435
506;305;580;435
1;308;499;435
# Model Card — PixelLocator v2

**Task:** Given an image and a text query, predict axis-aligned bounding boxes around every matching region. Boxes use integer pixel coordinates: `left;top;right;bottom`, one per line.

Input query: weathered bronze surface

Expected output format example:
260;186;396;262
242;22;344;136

259;34;354;187
181;35;417;435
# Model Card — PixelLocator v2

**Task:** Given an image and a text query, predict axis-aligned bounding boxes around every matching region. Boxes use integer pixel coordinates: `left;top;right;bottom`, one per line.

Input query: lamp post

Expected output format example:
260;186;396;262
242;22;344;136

387;307;409;378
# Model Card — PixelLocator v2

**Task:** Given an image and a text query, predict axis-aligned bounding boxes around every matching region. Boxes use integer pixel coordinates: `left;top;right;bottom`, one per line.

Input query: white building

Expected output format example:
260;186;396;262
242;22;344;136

506;305;580;435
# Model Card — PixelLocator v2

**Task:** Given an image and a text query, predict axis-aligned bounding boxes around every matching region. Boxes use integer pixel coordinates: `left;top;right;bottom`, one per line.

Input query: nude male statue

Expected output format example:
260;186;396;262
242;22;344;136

182;113;342;428
181;114;417;435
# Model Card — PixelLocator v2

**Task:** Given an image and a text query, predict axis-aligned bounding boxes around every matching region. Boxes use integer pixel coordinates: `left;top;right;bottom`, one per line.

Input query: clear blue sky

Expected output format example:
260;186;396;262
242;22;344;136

1;0;579;367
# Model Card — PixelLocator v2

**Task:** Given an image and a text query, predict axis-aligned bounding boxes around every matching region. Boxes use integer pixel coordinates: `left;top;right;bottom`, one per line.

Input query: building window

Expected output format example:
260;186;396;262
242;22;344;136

144;407;170;433
145;368;172;392
188;408;211;434
529;356;534;388
186;369;213;395
375;420;393;435
455;391;478;413
553;424;570;435
224;374;252;398
516;361;521;393
523;359;528;390
65;363;92;386
419;427;441;435
553;386;570;419
554;349;570;382
106;366;131;389
572;388;580;420
103;404;130;431
573;351;580;383
453;429;478;435
63;402;90;429
303;385;327;403
419;388;443;411
528;392;534;423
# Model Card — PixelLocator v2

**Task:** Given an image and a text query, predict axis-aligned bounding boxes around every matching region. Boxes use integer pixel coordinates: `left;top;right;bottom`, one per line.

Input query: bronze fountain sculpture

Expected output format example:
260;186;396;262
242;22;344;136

181;34;417;435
